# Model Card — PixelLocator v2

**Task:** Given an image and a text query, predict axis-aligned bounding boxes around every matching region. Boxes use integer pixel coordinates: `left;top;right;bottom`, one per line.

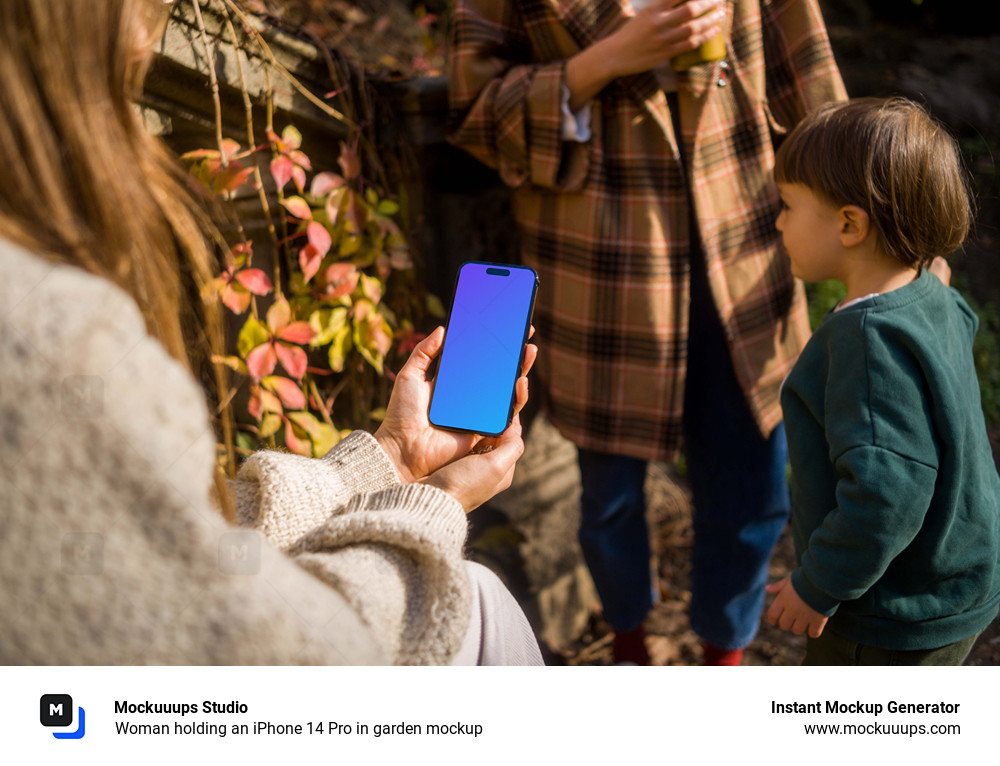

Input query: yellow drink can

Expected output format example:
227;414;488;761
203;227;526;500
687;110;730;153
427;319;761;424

669;31;727;71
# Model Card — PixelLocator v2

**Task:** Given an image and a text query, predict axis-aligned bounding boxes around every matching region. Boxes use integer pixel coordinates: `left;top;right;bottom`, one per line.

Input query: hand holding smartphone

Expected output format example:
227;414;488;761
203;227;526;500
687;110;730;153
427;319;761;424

428;262;537;437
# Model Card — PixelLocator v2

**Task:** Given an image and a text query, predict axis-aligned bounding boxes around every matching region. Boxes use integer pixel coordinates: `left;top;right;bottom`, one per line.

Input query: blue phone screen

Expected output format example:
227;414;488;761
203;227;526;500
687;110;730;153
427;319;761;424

429;262;537;435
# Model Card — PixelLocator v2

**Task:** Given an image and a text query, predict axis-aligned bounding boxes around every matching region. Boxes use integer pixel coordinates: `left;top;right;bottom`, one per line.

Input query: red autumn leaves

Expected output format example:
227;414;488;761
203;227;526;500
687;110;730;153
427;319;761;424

190;125;414;457
244;296;313;381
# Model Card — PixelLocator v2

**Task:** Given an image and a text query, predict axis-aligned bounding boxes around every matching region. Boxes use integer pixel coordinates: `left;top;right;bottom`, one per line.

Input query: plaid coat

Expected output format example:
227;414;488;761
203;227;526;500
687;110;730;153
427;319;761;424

447;0;847;461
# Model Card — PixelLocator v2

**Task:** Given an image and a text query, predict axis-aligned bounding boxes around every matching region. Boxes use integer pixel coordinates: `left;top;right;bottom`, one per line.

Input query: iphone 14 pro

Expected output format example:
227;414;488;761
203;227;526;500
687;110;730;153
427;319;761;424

428;261;538;436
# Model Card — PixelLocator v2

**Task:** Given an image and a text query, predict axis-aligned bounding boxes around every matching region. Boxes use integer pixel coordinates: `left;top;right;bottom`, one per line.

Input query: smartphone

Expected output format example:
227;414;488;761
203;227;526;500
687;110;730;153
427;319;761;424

428;261;538;436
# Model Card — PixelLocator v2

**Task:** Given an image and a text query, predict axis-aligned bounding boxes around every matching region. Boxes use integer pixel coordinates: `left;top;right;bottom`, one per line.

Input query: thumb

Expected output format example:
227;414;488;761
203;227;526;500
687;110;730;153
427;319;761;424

495;414;524;458
403;326;445;377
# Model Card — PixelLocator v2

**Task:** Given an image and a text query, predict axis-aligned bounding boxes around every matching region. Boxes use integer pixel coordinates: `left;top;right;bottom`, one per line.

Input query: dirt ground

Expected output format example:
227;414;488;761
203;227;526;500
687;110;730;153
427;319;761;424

554;429;1000;666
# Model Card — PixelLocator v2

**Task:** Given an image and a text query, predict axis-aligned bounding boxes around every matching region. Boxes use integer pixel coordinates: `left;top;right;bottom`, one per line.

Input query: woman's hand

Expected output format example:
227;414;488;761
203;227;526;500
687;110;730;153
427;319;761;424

421;415;525;513
374;326;537;483
565;0;726;110
610;0;726;77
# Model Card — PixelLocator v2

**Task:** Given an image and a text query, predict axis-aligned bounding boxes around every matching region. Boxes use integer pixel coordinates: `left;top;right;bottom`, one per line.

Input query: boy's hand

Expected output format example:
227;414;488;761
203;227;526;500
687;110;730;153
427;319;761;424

928;256;951;286
765;575;829;638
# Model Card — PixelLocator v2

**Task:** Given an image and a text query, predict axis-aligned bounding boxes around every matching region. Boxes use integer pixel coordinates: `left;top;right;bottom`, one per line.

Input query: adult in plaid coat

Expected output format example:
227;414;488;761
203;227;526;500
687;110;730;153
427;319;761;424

448;0;846;663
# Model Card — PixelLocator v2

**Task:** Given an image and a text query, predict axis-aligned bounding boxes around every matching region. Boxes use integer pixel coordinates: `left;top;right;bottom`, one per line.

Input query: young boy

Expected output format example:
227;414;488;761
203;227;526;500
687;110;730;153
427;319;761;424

765;97;1000;664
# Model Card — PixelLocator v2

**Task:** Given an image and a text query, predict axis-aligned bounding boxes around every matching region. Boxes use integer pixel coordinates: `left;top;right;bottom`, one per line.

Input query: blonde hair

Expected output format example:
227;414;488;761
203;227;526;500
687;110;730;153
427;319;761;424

0;0;234;515
775;97;974;268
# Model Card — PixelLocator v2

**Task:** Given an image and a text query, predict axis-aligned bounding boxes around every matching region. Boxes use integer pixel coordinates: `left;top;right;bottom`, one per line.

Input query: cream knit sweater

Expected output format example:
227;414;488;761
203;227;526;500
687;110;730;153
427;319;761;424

0;238;471;665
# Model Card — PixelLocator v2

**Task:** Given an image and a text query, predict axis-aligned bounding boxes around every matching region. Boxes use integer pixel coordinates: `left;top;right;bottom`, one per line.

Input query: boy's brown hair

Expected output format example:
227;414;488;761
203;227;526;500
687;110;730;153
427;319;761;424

774;97;973;268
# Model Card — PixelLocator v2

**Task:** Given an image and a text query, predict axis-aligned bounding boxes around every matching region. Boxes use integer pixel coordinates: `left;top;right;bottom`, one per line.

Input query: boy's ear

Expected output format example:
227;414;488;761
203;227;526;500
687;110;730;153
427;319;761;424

838;205;871;247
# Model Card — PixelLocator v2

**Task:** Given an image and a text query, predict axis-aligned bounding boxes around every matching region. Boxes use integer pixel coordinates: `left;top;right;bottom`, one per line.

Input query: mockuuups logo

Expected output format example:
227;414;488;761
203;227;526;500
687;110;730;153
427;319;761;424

40;694;86;739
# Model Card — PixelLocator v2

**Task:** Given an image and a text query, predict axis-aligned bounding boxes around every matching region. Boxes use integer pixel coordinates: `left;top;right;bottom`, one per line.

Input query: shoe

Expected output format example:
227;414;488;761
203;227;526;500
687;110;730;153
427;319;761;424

613;626;651;666
701;641;743;666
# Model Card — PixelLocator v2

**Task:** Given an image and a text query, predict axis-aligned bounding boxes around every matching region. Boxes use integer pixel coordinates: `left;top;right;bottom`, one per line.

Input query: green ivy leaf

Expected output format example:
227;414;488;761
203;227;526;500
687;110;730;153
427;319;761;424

281;124;303;150
237;316;270;358
355;338;384;376
338;232;363;257
425;293;446;319
309;425;339;457
285;412;337;457
212;354;248;375
327;324;353;372
235;430;259;454
309;307;349;347
360;273;384;305
259;413;282;438
287;410;322;436
353;300;393;375
376;199;400;216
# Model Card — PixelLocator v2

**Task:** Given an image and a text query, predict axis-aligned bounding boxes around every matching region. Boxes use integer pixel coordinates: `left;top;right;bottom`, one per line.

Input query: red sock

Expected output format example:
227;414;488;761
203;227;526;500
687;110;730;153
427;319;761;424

702;642;743;666
613;626;651;665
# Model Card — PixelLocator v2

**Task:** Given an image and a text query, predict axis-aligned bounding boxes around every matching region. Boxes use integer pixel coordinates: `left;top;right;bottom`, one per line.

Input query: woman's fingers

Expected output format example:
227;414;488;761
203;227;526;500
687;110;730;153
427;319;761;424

424;416;525;512
654;0;724;55
663;6;724;48
521;342;538;377
661;0;721;21
402;325;445;379
491;415;525;471
512;375;529;415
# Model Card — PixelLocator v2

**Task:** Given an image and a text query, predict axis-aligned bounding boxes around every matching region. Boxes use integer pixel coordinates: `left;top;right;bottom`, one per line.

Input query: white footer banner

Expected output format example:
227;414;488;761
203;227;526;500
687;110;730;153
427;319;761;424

3;666;995;764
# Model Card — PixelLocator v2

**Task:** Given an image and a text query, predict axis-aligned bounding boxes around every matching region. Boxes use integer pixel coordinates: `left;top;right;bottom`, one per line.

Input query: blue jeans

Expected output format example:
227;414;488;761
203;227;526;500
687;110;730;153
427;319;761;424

578;257;790;648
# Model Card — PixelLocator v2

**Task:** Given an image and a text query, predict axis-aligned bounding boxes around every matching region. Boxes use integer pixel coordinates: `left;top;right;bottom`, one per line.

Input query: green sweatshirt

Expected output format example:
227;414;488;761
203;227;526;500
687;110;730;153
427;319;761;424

781;269;1000;650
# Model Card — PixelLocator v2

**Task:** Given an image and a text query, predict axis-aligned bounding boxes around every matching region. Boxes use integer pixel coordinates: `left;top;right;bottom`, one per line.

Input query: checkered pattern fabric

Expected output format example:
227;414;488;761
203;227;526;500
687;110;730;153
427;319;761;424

448;0;846;461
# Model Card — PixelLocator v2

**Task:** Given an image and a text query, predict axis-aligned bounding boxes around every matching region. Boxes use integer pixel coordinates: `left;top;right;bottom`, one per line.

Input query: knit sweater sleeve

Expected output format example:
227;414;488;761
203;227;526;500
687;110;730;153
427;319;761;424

234;435;473;665
0;243;468;665
790;310;939;615
233;430;401;550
